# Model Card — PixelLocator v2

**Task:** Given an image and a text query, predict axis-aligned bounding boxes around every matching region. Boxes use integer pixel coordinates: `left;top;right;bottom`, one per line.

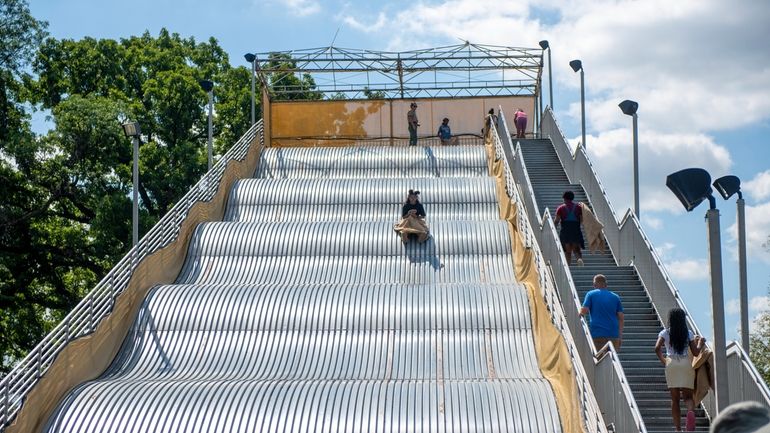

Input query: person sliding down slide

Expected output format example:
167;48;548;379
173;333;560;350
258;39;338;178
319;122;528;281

393;189;430;243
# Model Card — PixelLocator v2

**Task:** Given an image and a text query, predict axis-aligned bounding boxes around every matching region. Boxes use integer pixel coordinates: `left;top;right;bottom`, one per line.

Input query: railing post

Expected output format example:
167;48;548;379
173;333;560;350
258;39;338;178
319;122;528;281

3;379;9;426
36;348;42;379
110;271;117;301
88;295;95;332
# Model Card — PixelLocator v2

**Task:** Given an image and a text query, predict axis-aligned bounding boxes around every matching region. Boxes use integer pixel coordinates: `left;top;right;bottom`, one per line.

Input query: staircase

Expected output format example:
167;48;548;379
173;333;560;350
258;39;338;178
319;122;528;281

42;144;566;432
517;139;709;432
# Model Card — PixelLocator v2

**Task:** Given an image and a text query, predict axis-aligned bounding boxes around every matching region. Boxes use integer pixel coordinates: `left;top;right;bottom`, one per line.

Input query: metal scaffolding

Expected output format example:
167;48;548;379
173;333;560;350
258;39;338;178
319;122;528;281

253;42;543;100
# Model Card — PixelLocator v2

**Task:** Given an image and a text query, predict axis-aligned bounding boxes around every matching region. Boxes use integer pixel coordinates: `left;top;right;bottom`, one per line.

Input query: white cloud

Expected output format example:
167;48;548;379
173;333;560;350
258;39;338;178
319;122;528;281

730;308;770;337
727;296;770;315
341;0;769;221
727;201;770;264
584;128;731;215
666;258;709;281
341;12;387;33
343;0;770;135
654;242;676;259
644;216;663;230
745;170;770;202
280;0;321;16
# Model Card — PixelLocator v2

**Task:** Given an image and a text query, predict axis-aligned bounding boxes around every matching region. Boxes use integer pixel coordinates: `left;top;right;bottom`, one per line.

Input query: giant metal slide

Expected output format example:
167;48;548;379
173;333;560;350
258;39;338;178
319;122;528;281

6;110;769;433
28;133;575;432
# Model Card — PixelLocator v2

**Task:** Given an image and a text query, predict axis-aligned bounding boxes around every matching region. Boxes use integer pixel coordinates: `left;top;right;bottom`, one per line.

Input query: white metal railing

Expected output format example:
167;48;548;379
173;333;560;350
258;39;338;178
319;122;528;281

498;110;646;432
541;106;770;417
0;121;264;429
513;146;646;432
726;342;770;404
490;117;609;433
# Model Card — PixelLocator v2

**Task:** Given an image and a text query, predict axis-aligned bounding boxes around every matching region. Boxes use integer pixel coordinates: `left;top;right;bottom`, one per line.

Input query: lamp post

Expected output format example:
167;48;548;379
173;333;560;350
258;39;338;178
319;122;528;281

121;122;141;246
619;100;640;219
244;53;256;126
569;59;586;148
713;175;749;352
199;80;214;171
539;40;553;110
666;168;729;414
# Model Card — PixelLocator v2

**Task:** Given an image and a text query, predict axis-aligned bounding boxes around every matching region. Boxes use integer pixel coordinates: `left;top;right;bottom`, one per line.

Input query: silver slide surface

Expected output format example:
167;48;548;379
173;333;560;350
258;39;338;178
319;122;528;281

44;146;563;433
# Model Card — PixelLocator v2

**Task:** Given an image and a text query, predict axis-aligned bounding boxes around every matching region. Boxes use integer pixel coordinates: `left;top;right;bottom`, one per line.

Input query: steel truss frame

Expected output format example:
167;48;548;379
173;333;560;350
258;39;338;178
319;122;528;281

253;42;543;100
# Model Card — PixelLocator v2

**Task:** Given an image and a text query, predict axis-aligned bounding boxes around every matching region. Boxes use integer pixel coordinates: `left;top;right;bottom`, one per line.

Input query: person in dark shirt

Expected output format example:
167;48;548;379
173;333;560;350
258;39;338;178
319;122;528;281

394;189;430;243
554;190;584;266
402;190;426;218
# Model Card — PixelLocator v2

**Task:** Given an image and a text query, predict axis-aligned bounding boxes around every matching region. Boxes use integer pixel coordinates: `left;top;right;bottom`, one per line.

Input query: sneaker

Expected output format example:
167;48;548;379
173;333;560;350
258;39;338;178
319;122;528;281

577;258;584;267
685;410;696;431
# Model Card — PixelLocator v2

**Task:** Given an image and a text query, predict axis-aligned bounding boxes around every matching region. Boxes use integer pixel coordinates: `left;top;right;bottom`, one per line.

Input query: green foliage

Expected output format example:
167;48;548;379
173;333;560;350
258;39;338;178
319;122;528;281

363;87;386;100
1;95;131;369
748;236;770;386
1;8;324;372
0;0;47;142
0;27;259;372
750;312;770;386
263;52;322;101
0;0;48;75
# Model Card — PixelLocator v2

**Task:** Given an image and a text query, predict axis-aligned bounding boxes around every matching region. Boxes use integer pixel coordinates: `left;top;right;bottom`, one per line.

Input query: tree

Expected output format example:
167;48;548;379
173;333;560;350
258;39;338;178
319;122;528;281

0;0;50;370
29;30;255;216
1;28;255;372
751;313;770;385
363;86;386;100
1;95;132;368
262;52;322;101
0;0;47;142
749;235;770;386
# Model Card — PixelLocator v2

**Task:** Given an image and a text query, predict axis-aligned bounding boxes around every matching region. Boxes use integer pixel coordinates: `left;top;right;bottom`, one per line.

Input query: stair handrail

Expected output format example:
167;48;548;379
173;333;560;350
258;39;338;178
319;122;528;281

499;111;647;432
0;121;264;430
726;341;770;403
541;106;770;413
490;118;609;433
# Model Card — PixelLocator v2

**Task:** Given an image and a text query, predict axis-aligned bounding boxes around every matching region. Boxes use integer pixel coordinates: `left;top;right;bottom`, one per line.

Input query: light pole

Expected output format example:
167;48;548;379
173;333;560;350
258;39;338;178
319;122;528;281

199;80;214;171
666;168;729;414
619;100;640;219
713;175;749;352
569;59;586;149
538;40;553;110
121;122;141;246
244;53;256;126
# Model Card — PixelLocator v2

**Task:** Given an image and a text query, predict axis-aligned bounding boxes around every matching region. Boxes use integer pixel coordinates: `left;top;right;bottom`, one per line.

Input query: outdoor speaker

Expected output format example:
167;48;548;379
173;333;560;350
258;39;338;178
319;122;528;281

713;175;741;200
666;168;712;212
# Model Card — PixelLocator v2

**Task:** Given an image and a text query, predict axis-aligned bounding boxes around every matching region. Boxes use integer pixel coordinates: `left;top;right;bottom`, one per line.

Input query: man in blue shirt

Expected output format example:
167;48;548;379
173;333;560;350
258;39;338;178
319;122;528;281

579;274;624;352
437;117;458;145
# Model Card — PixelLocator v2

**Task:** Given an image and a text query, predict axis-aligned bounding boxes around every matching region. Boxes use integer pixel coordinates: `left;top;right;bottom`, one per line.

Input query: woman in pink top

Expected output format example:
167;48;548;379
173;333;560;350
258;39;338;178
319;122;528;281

513;108;527;138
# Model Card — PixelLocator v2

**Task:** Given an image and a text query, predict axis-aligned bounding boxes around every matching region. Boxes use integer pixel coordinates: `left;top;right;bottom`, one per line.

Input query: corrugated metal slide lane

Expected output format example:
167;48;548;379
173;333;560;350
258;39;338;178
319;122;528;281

43;145;565;432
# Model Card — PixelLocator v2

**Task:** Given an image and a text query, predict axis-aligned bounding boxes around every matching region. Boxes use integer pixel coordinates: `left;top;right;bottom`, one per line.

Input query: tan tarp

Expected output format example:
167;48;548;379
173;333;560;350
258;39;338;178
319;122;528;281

393;216;430;242
270;96;535;147
580;203;607;253
692;345;714;406
7;135;264;433
485;131;585;433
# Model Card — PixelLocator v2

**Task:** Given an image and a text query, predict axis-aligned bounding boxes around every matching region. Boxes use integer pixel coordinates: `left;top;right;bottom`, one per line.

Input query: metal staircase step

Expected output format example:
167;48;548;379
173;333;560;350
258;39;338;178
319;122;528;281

518;138;711;431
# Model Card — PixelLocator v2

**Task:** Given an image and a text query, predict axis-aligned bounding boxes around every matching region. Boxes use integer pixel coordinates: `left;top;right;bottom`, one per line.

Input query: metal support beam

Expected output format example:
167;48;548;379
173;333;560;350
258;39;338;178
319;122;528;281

737;197;749;352
250;43;543;100
706;208;729;414
132;136;139;246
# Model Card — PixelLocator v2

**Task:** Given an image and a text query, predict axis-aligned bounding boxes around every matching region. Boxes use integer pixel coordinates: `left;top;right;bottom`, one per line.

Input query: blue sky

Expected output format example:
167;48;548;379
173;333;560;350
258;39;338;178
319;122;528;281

29;0;770;341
